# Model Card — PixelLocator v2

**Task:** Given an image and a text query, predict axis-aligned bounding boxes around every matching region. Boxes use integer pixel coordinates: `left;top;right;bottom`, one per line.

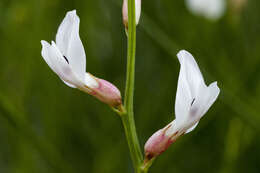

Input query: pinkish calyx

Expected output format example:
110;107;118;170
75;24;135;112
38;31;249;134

89;78;122;107
144;128;177;160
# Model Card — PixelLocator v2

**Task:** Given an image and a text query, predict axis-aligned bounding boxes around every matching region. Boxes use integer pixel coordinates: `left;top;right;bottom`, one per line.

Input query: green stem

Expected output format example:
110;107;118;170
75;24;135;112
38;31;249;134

121;114;143;173
121;0;145;172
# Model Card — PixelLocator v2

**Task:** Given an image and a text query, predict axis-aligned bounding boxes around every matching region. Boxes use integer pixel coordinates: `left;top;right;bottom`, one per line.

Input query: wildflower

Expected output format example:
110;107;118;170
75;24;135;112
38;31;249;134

122;0;141;28
41;10;122;107
185;0;226;20
144;50;220;159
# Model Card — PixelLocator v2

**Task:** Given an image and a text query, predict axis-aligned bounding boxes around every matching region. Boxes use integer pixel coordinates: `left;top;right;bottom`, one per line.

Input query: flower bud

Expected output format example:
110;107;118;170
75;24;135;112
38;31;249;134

122;0;141;28
144;128;174;160
88;78;122;107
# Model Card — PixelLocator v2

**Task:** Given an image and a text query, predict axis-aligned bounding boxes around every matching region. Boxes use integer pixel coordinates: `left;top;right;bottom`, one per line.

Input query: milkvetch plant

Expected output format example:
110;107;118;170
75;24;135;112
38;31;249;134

144;50;220;160
40;1;220;173
41;10;122;108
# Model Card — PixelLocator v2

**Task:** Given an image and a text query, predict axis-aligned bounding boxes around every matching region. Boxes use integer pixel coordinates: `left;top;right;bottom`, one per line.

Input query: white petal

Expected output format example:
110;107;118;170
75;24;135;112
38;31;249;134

178;50;206;97
135;0;141;24
41;40;69;78
186;0;208;16
185;0;226;20
165;119;194;138
41;40;81;87
186;82;219;127
200;82;220;117
165;118;199;137
172;50;220;137
185;121;199;134
175;50;206;121
174;70;192;122
165;120;178;137
62;80;77;88
204;0;226;20
41;40;60;75
84;73;99;89
55;10;86;81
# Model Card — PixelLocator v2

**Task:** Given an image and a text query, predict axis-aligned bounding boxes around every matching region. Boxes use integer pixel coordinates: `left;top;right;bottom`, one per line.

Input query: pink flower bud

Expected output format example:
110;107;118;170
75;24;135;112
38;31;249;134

144;128;174;160
122;0;142;28
89;78;122;107
144;122;186;161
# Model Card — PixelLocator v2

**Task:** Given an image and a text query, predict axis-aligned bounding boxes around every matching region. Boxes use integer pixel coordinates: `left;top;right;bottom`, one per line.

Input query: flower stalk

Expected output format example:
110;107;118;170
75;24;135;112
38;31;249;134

120;0;145;172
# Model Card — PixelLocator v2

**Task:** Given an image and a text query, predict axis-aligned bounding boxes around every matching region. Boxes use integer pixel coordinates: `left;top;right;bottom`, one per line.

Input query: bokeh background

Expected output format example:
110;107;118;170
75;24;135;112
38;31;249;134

0;0;259;172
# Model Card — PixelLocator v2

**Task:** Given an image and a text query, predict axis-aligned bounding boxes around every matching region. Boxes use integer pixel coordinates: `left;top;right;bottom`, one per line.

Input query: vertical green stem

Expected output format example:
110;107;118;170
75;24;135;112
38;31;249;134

121;0;144;172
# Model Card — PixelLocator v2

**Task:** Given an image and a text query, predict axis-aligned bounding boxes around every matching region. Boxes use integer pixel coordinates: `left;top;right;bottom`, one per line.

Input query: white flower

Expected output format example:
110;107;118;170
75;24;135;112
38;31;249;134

144;50;220;159
41;10;121;107
185;0;226;20
122;0;141;28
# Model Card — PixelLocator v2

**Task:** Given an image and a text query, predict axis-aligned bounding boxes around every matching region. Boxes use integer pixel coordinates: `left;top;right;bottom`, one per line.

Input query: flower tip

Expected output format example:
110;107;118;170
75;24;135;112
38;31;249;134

65;10;79;21
177;49;187;54
209;81;220;92
40;40;48;47
122;0;128;28
213;81;219;86
67;9;77;15
122;0;142;28
210;81;221;97
177;49;190;59
135;0;142;25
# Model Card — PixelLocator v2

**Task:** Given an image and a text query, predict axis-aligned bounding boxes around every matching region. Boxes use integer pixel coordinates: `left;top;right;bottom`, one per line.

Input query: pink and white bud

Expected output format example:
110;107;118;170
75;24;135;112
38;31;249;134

144;124;182;160
122;0;141;28
88;77;122;107
144;129;173;160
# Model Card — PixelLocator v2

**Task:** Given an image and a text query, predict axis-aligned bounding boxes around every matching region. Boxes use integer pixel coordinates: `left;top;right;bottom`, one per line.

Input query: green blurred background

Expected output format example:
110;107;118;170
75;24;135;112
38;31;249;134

0;0;259;172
